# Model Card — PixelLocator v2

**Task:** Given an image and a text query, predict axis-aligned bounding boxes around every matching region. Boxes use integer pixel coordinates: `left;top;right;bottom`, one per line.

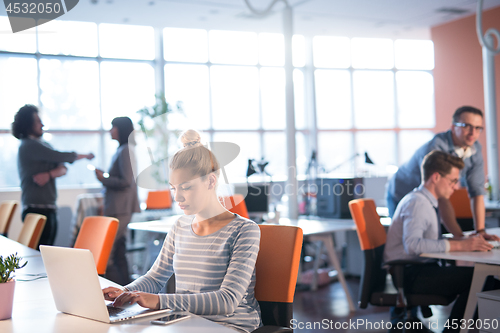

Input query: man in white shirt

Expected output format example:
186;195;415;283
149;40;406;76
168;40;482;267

384;150;493;332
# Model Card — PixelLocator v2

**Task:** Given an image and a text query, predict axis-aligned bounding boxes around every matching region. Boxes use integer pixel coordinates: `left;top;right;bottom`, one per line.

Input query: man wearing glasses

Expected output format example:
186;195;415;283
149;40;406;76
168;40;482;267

384;150;495;332
386;105;499;241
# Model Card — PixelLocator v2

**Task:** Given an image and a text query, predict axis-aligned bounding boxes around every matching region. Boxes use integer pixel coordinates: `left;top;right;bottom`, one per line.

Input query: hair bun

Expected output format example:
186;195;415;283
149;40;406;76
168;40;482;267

180;129;202;148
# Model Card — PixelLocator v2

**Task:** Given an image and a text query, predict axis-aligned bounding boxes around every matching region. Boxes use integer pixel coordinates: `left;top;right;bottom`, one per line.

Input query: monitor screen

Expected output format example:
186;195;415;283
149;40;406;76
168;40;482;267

234;183;270;214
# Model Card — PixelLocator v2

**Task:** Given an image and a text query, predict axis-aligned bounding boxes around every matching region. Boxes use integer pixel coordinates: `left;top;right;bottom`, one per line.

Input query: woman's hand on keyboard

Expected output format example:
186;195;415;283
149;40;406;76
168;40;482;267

103;287;125;301
111;290;160;310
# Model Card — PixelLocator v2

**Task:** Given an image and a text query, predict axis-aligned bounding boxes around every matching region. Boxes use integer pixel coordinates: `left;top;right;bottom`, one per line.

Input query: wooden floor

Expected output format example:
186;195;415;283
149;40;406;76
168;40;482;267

293;276;457;333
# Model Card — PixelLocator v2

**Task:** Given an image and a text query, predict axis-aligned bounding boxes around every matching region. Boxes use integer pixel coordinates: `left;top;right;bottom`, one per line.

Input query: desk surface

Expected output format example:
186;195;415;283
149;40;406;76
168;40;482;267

485;200;500;211
0;235;41;258
421;227;500;333
129;215;364;236
421;227;500;265
0;238;235;333
3;278;234;333
128;214;360;311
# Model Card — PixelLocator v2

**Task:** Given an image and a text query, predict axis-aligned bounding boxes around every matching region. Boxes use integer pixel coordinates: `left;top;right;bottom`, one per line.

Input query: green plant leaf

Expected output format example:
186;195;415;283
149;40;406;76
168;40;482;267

0;253;27;283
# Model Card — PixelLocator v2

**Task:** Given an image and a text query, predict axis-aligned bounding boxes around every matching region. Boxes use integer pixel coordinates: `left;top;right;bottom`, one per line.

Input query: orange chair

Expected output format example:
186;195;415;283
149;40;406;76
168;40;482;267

349;199;453;317
449;188;473;219
0;200;18;236
220;194;250;219
253;224;303;331
17;213;47;249
73;216;119;275
448;188;474;231
145;190;172;210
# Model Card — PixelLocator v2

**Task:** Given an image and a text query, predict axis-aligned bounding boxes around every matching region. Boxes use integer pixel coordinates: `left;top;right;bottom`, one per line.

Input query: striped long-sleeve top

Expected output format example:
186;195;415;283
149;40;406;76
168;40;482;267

125;214;262;332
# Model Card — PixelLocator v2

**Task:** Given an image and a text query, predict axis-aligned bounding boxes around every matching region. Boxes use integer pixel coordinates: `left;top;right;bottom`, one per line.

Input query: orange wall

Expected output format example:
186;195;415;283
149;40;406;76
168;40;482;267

431;5;500;179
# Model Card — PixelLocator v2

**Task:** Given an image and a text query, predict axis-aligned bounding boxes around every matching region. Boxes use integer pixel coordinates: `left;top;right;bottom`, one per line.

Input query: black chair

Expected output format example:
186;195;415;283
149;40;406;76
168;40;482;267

349;199;455;330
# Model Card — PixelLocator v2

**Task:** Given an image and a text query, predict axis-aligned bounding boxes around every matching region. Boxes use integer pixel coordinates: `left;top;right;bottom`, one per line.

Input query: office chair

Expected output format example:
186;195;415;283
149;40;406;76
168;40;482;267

220;194;250;219
73;216;119;275
253;224;303;333
447;188;474;232
17;213;47;249
131;190;173;273
348;199;454;322
145;190;172;210
0;200;18;237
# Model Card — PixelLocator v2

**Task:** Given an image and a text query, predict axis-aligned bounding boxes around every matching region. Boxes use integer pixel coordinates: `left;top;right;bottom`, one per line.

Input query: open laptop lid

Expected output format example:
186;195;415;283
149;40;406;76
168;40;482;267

40;245;172;323
40;245;112;322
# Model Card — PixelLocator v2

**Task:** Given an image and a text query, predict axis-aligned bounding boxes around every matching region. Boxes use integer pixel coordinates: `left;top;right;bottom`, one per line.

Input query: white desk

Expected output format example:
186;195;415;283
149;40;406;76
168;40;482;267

129;215;358;312
421;227;500;333
0;238;236;333
485;200;500;212
0;235;41;258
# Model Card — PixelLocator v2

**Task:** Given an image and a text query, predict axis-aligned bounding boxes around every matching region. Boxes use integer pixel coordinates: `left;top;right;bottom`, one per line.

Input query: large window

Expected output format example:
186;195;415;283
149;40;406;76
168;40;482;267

313;36;435;175
0;19;436;189
163;27;309;181
0;20;155;187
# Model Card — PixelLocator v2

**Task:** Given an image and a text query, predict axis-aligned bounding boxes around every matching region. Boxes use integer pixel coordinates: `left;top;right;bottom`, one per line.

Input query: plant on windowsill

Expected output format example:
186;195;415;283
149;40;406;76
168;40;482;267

0;253;27;320
136;93;184;188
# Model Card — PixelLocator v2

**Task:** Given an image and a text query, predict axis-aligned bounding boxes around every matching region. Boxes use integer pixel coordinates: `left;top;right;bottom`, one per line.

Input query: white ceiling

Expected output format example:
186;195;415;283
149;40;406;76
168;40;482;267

2;0;500;39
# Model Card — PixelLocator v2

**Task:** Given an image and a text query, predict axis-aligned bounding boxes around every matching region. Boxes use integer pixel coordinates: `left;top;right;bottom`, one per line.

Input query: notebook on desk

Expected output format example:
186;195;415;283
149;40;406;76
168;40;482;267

40;245;171;323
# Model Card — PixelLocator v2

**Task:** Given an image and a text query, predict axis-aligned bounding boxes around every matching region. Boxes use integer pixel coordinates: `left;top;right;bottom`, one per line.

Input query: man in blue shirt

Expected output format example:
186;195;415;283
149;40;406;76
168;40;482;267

386;106;498;241
384;150;493;332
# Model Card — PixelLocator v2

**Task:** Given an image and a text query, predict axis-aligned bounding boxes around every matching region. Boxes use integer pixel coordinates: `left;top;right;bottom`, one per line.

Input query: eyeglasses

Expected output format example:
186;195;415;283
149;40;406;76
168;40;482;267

454;122;484;133
439;174;459;186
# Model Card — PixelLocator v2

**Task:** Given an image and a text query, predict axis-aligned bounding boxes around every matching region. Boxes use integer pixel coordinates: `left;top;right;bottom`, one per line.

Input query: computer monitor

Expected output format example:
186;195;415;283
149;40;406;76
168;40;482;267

315;177;363;219
234;183;270;220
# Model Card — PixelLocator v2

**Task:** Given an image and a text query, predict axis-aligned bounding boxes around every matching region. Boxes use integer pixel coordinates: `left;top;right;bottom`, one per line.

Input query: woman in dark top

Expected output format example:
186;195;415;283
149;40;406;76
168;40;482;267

95;117;140;285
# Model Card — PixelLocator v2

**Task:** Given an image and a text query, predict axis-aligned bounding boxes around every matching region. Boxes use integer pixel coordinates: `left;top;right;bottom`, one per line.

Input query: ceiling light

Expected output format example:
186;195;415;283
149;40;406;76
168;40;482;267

436;7;470;15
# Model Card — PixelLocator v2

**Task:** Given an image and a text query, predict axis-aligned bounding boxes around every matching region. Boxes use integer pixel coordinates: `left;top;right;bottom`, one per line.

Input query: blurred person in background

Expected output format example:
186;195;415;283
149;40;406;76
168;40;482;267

12;104;94;247
95;116;140;285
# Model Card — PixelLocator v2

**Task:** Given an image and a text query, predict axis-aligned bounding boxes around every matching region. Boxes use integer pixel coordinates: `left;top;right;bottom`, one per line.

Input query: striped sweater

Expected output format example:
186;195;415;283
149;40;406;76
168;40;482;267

126;214;262;332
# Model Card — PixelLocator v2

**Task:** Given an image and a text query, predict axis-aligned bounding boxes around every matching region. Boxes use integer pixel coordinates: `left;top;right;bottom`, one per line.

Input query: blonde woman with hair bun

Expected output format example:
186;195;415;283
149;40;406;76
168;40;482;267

103;129;262;333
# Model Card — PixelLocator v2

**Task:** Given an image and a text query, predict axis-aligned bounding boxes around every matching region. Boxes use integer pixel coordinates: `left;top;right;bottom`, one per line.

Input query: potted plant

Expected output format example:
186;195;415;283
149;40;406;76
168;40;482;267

0;253;27;320
136;93;183;188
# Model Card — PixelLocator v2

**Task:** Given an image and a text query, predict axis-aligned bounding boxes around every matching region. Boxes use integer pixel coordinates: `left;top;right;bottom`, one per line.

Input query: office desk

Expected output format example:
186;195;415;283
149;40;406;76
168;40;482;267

129;215;357;312
485;200;500;212
0;238;236;333
269;217;357;312
128;215;180;233
0;235;41;258
421;227;500;333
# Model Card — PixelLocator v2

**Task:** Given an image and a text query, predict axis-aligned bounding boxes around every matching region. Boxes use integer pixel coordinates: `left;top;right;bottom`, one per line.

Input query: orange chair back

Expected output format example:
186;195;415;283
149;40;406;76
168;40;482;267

449;188;473;219
74;216;118;275
17;213;47;249
0;200;18;236
255;224;303;303
220;194;250;219
349;199;386;251
146;190;172;210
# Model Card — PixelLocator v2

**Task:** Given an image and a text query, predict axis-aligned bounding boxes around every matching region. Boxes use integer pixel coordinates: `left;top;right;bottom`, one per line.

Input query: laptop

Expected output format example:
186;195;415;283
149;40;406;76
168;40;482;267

40;245;172;323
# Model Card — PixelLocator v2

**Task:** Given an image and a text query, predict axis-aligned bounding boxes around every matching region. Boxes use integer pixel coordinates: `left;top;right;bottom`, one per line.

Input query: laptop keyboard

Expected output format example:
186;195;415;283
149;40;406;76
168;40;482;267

107;306;144;319
488;240;500;249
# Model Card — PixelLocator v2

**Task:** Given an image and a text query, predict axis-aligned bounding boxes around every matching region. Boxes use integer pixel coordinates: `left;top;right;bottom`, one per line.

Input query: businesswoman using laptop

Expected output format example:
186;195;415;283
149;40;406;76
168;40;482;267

103;129;262;333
